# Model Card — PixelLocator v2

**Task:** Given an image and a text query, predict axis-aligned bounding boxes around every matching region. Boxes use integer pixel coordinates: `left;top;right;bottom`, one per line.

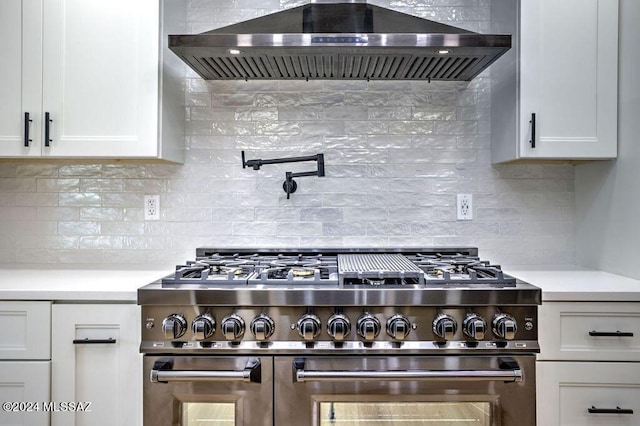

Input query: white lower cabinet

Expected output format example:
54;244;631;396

537;302;640;425
538;362;640;426
0;362;50;426
0;301;51;426
51;304;141;426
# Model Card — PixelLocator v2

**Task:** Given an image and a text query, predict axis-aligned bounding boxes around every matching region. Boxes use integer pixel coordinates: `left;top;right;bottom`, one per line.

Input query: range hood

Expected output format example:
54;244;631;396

169;0;511;81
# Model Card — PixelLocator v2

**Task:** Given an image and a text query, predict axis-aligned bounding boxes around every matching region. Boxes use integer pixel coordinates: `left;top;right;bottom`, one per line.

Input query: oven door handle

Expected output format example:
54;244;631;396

293;359;522;383
151;358;261;384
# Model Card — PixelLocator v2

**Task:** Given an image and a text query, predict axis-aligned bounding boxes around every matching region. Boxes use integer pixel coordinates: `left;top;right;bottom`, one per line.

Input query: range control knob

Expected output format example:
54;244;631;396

386;314;411;341
192;313;216;340
162;314;188;340
221;314;245;341
356;314;381;341
297;314;321;341
462;314;487;340
432;314;457;340
493;314;517;340
327;314;351;341
250;315;275;341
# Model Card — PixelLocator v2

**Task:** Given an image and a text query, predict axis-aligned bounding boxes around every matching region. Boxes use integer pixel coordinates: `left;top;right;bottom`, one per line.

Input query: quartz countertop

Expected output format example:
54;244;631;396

505;267;640;302
0;265;639;302
0;266;171;301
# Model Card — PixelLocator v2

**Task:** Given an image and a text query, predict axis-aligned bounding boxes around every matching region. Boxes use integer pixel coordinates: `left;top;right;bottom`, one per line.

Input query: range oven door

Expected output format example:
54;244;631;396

143;356;272;426
275;355;535;426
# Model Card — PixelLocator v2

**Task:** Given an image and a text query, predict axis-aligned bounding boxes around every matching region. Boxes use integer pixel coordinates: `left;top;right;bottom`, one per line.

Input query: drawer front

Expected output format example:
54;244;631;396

0;361;50;426
0;301;51;360
538;362;640;426
538;302;640;361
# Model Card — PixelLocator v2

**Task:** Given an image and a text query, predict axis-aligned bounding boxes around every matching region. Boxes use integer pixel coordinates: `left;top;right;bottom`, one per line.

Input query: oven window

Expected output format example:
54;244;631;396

319;402;491;425
182;402;235;425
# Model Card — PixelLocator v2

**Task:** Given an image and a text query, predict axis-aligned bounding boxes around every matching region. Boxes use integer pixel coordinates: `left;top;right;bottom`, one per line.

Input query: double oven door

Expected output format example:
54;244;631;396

143;355;535;426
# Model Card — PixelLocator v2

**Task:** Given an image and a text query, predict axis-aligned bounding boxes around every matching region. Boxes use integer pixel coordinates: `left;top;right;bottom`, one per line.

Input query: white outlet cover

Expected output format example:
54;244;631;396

456;194;473;220
144;195;160;220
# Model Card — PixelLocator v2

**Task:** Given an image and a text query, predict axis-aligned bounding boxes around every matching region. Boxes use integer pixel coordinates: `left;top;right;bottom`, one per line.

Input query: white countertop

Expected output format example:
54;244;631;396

505;267;640;302
0;265;639;302
0;266;170;301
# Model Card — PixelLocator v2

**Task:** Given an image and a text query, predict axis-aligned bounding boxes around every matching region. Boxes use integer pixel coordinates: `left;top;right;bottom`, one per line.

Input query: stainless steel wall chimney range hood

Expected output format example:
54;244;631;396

169;0;511;81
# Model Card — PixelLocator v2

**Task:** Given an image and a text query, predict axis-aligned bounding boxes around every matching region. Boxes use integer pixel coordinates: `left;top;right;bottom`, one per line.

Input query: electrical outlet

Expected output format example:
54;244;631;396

457;194;473;220
144;195;160;220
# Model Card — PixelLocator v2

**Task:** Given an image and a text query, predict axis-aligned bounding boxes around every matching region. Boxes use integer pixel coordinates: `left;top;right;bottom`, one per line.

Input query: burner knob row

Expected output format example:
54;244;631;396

163;313;275;341
432;313;516;341
160;311;519;342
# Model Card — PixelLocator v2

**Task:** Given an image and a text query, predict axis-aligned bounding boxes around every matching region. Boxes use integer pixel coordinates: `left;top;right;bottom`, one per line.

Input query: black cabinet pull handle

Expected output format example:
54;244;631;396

589;330;634;337
588;406;634;415
529;113;536;148
72;338;117;344
24;112;33;147
45;112;52;147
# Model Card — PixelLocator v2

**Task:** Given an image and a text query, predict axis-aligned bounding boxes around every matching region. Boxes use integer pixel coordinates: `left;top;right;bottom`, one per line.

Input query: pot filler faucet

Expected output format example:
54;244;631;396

241;150;325;199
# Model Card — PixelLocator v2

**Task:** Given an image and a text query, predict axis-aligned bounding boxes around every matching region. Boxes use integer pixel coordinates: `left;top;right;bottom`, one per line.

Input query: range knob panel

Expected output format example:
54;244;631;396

356;314;381;341
250;315;275;341
386;314;411;341
463;314;487;340
327;313;351;341
192;313;216;340
162;313;187;340
221;314;246;341
297;314;321;341
493;313;517;340
432;314;457;340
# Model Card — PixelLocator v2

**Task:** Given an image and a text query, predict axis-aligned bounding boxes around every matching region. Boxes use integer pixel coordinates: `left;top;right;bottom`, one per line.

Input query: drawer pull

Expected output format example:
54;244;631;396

589;330;634;337
588;406;634;415
73;338;116;344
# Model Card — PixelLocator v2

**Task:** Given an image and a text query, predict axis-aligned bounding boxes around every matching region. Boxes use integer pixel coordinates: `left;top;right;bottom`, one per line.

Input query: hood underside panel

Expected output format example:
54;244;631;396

169;3;511;81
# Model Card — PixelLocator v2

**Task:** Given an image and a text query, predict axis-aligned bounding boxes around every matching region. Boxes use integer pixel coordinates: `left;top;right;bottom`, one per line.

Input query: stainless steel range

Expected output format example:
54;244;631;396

138;247;540;426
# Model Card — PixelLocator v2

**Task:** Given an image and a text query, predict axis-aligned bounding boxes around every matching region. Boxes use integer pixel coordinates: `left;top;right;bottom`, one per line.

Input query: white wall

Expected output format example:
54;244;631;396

0;0;576;267
575;0;640;279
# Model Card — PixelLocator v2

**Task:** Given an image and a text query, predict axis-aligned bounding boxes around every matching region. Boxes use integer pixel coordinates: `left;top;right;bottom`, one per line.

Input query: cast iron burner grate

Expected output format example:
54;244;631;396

407;253;516;286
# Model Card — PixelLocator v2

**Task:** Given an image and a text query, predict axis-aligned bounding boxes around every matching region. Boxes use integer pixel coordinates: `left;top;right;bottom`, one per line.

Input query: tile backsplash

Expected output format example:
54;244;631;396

0;0;575;266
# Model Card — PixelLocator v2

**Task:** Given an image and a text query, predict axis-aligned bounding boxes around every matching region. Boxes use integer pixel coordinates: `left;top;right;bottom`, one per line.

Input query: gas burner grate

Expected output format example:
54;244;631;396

407;254;516;286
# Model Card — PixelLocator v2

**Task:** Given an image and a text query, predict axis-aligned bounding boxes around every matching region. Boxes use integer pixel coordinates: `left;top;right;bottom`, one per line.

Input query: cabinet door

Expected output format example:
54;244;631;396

0;301;51;360
51;304;141;426
520;0;618;159
42;0;159;158
0;0;42;157
0;361;50;426
537;362;640;426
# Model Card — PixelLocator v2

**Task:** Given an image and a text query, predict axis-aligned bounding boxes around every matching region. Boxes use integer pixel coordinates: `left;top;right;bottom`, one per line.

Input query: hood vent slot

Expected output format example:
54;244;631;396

186;53;492;81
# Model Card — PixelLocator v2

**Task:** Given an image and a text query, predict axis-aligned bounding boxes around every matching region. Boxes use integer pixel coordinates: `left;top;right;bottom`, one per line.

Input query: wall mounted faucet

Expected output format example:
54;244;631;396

241;151;325;199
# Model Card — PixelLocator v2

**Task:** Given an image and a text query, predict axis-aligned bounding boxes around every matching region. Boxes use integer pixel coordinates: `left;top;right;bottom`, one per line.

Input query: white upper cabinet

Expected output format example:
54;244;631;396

491;0;619;162
0;0;42;157
0;0;184;162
